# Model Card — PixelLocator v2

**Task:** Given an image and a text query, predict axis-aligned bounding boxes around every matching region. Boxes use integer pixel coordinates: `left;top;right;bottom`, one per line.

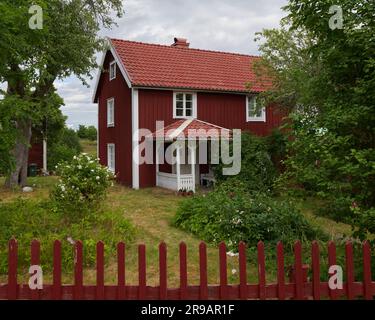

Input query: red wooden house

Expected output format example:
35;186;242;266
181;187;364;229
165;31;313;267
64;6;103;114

93;37;284;191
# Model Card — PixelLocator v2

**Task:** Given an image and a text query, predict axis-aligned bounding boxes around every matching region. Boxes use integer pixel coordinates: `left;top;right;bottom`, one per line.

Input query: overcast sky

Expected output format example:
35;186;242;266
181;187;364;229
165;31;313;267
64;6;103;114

59;0;288;129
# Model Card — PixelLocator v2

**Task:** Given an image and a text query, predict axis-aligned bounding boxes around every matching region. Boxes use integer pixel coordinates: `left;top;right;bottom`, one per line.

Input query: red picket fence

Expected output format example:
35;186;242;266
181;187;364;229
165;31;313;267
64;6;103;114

0;239;374;300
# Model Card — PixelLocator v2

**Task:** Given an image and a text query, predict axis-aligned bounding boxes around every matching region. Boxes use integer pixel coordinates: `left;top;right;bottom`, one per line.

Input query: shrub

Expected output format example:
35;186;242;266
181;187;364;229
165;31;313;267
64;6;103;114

0;198;135;274
213;133;277;193
174;180;326;251
51;154;114;218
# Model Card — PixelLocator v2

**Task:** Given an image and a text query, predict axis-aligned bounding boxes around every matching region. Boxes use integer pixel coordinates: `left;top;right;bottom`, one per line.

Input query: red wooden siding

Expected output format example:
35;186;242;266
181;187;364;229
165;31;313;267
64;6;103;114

97;52;133;186
138;89;175;187
197;91;284;136
137;89;285;187
28;132;43;169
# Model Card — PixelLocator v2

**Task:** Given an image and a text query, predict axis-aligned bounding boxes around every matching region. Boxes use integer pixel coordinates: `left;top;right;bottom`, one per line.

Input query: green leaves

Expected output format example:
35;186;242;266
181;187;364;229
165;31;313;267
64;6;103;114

260;0;375;239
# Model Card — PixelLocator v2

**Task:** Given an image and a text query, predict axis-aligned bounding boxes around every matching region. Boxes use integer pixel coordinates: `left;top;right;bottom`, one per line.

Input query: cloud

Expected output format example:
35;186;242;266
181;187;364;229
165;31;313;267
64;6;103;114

58;0;287;128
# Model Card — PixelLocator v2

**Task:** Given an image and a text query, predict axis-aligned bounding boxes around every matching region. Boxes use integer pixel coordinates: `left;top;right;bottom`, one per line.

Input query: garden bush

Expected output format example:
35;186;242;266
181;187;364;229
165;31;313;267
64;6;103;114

213;133;277;193
174;180;326;252
51;154;114;219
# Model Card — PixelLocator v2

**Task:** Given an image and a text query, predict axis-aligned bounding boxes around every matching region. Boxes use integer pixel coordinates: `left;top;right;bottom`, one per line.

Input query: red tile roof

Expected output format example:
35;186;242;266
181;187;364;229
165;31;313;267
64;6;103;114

110;38;270;93
149;119;231;141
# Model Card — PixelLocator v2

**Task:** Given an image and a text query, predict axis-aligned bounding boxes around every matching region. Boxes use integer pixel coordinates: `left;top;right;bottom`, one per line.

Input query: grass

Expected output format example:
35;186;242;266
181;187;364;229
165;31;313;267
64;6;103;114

0;176;353;287
0;177;241;286
80;139;97;158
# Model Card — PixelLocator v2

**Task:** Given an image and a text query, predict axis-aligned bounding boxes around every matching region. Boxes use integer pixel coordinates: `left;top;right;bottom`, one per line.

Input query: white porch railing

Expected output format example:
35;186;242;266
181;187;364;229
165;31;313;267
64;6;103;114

157;172;195;192
179;174;195;192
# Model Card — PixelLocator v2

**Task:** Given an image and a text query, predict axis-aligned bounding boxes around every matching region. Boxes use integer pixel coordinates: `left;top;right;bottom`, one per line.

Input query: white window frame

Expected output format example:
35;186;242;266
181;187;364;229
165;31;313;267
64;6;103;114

107;98;115;127
107;143;115;173
246;95;266;122
173;92;197;119
109;60;116;81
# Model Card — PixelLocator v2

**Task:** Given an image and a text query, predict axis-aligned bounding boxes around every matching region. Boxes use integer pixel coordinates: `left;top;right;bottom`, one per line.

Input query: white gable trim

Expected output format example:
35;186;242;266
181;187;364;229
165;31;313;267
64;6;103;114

92;37;133;103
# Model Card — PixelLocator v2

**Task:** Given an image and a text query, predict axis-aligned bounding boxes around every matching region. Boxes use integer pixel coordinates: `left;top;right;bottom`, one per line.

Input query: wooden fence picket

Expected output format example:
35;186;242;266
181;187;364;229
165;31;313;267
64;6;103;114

257;241;266;300
53;240;62;300
117;242;126;299
311;241;321;300
74;240;83;300
276;242;285;300
345;242;355;300
30;240;41;300
159;242;167;300
7;239;18;300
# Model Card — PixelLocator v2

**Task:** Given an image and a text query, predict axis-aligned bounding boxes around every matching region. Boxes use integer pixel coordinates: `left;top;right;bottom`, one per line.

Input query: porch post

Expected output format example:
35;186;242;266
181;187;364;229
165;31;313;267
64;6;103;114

176;144;181;190
190;145;196;193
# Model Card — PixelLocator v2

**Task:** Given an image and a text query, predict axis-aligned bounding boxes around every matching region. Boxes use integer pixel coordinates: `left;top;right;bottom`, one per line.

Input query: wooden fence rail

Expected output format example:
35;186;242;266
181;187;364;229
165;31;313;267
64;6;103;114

0;239;374;300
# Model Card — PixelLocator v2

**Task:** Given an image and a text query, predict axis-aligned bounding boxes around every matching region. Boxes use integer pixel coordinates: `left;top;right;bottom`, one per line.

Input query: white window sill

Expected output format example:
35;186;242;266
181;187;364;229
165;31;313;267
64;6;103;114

246;118;266;122
107;123;115;128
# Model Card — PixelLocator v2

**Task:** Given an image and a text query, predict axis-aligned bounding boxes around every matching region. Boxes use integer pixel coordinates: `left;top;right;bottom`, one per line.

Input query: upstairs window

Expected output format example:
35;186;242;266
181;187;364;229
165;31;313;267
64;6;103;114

107;144;115;173
173;92;197;119
246;95;266;122
109;61;116;81
107;98;115;127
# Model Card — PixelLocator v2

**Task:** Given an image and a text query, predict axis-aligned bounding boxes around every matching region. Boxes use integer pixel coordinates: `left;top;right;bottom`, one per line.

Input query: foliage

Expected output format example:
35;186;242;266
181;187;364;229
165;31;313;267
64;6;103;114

0;101;16;175
0;0;124;187
51;154;114;219
0;198;135;274
77;125;97;141
255;0;375;239
173;180;326;252
48;127;82;171
213;133;278;193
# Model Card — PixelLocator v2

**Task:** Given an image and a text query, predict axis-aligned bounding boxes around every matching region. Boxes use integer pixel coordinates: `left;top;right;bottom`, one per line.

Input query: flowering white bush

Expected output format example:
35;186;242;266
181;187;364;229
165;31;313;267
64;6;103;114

51;154;114;217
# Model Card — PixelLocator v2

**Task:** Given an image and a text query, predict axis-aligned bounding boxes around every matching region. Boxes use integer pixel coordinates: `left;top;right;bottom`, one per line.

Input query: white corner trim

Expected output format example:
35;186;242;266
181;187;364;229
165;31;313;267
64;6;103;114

92;37;133;103
132;88;139;189
246;95;266;122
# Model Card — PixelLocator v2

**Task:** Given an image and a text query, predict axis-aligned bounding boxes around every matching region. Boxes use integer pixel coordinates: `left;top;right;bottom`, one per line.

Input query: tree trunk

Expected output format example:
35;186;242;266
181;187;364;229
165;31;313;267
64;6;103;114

4;120;32;188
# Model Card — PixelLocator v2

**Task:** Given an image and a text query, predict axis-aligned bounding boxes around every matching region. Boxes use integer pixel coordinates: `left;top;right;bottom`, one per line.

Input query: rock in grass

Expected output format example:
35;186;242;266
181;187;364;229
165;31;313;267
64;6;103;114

22;186;34;193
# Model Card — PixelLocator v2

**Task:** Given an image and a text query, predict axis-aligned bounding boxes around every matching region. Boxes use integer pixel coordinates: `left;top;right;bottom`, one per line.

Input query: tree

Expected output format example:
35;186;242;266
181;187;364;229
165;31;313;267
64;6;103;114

77;125;97;141
77;125;88;139
255;0;375;238
85;126;98;141
0;0;123;188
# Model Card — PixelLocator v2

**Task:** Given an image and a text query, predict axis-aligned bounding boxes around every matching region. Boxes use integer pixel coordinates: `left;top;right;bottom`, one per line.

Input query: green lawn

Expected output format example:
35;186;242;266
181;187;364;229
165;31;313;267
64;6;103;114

80;139;97;158
0;176;352;286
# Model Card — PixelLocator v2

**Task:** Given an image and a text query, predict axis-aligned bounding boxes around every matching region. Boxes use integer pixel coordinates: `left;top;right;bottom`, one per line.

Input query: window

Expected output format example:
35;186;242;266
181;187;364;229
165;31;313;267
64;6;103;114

107;98;115;127
107;144;115;173
109;61;116;81
173;92;197;119
246;95;266;122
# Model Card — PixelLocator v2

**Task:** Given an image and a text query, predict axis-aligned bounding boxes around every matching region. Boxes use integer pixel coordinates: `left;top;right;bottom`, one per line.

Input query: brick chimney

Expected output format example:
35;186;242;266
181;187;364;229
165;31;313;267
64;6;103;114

171;37;190;48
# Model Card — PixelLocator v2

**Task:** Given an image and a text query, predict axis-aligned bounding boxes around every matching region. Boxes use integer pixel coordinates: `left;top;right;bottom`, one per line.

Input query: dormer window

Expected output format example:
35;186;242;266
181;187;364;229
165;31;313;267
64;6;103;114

173;92;197;119
109;61;116;81
246;95;266;122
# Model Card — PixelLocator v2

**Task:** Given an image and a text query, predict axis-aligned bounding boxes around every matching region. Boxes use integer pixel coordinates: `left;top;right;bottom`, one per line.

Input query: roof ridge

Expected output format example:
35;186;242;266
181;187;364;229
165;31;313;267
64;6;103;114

109;38;260;59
